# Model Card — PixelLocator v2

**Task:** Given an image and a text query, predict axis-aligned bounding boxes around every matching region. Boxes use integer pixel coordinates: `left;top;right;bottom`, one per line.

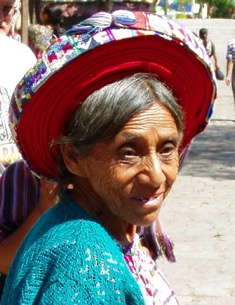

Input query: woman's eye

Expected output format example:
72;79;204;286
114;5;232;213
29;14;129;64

121;148;136;157
159;144;177;160
117;145;138;160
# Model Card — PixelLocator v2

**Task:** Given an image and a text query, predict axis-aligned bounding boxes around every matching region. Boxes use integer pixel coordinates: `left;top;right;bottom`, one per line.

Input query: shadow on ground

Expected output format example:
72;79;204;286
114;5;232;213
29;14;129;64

180;121;235;180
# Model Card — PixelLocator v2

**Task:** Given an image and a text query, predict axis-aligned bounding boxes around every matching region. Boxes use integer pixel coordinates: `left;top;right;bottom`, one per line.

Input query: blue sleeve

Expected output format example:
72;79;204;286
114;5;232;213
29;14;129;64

1;218;144;305
37;243;143;304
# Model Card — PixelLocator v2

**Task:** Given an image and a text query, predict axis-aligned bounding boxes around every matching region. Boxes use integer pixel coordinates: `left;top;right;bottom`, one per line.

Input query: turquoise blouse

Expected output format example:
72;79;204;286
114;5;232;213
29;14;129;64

1;193;144;304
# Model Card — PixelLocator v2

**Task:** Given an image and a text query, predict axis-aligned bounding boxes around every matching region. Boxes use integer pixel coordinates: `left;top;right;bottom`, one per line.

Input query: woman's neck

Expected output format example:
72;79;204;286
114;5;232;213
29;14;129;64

71;182;137;245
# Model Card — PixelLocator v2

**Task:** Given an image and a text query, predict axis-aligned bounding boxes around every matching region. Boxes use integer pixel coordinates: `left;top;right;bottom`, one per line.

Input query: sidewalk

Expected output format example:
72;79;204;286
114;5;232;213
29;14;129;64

158;19;235;305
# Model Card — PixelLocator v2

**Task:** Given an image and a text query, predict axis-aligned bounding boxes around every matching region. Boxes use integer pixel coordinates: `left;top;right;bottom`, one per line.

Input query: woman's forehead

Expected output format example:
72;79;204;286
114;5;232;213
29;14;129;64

119;104;179;136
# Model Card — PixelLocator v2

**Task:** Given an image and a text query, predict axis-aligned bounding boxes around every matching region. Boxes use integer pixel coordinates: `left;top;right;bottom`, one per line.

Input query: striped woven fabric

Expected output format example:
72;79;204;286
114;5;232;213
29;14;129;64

0;160;40;242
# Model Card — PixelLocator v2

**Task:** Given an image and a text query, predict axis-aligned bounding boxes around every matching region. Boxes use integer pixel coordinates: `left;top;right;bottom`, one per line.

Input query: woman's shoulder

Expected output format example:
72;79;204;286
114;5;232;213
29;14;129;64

3;194;144;304
15;193;122;260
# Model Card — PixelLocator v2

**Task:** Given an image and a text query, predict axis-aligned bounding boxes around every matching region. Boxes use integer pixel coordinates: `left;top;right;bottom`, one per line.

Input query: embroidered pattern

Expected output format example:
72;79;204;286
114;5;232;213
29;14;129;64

123;234;180;305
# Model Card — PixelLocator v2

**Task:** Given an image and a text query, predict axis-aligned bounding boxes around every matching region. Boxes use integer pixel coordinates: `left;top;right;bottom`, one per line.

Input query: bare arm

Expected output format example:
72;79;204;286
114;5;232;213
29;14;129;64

0;180;57;274
211;41;219;70
226;59;233;86
213;53;219;69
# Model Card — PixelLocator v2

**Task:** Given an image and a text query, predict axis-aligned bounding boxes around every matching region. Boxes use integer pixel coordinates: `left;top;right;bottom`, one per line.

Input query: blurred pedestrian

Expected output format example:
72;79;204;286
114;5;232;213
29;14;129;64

226;37;235;109
28;2;65;58
199;28;219;71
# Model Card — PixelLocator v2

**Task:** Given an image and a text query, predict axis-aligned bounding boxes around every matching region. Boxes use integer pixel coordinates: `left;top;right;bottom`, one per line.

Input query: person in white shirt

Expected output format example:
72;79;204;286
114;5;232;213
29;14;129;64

0;35;36;96
0;0;36;96
0;0;36;165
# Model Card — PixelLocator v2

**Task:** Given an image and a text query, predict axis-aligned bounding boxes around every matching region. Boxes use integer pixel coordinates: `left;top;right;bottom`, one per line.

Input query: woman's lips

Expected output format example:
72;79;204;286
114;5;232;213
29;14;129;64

131;193;164;206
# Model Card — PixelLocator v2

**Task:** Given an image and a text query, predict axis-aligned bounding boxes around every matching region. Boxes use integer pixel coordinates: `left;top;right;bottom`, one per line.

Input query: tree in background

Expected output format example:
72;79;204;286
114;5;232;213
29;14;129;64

197;0;235;18
212;0;235;18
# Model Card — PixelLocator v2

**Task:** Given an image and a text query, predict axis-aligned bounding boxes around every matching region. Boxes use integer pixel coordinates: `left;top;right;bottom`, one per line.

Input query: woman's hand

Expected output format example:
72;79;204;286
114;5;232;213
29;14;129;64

226;76;231;86
36;179;58;215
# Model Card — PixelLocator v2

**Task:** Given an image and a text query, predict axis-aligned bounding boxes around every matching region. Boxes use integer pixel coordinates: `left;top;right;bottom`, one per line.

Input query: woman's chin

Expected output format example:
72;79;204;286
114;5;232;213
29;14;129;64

134;212;160;227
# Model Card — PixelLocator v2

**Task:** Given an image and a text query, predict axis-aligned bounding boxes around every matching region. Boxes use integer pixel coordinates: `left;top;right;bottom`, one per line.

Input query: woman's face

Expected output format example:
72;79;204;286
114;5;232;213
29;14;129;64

0;0;16;35
71;102;180;229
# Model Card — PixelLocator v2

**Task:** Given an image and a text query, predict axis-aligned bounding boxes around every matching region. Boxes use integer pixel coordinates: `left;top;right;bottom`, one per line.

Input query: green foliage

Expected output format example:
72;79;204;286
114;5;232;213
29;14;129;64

175;12;187;18
211;0;235;18
197;0;235;18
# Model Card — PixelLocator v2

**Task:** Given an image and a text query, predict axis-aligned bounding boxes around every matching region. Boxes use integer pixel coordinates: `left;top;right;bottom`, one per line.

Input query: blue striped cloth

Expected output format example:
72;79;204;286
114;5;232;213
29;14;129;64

0;160;40;242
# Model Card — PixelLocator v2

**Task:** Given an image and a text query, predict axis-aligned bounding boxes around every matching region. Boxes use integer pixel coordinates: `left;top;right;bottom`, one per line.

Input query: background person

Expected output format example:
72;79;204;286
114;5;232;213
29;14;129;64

0;0;36;165
0;4;52;296
226;37;235;109
0;0;20;39
0;0;36;96
0;160;57;298
199;27;219;71
0;1;45;296
1;10;216;304
28;2;65;58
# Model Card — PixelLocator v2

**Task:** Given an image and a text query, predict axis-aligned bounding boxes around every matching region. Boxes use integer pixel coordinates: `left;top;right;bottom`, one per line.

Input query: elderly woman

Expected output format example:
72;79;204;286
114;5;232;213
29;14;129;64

1;10;216;305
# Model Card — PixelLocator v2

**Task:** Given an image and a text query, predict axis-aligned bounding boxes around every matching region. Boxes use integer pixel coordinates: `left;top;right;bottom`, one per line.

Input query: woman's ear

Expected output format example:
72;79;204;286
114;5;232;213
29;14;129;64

60;144;87;177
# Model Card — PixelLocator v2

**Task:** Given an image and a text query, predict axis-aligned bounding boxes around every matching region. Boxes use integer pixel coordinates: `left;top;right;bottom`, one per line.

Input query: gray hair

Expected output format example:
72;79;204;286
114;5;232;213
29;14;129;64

56;73;184;195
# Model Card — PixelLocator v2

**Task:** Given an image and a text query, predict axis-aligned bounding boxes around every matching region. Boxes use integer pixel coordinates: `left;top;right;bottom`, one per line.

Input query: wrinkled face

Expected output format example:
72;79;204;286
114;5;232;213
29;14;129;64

0;0;16;35
73;102;180;228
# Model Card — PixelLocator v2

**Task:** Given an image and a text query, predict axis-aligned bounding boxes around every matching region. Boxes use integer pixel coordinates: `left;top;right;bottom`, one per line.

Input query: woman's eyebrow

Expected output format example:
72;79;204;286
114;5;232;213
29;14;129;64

120;132;180;141
119;132;142;141
163;134;180;142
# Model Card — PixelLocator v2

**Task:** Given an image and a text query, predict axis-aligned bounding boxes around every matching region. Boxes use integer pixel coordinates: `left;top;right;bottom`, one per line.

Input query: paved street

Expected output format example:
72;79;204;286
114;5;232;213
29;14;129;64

157;19;235;304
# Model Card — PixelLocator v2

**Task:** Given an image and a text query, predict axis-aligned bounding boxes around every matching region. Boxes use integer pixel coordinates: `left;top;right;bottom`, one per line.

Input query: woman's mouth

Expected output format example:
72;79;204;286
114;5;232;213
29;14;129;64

131;193;164;206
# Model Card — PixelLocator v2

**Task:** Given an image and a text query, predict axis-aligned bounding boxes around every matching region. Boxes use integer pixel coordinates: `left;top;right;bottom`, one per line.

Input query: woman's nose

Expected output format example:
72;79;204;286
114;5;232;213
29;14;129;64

137;154;166;187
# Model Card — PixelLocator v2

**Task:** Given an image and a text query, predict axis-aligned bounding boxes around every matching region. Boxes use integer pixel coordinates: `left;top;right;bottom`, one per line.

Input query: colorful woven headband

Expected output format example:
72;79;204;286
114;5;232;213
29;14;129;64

10;10;217;180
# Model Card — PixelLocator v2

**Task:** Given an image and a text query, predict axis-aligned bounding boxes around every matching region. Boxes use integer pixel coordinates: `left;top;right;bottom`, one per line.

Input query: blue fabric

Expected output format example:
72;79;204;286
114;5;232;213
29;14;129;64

1;193;144;304
0;160;40;242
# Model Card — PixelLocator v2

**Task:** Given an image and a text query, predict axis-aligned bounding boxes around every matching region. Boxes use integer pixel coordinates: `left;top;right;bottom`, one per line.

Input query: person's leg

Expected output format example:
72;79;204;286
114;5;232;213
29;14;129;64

231;64;235;110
